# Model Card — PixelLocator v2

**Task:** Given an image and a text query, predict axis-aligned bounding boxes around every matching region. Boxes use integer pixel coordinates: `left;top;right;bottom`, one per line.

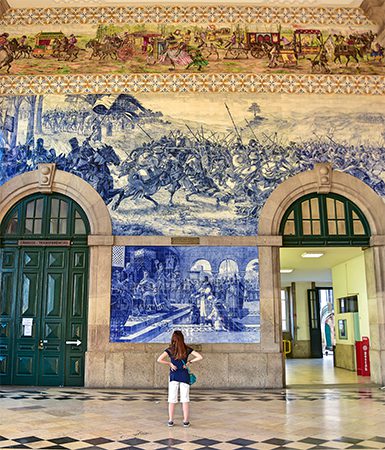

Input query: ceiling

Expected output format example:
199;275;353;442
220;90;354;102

6;0;364;7
280;246;364;284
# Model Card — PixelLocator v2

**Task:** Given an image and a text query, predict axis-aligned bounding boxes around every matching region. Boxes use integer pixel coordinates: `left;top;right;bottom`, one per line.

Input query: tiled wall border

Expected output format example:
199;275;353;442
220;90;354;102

0;5;373;26
0;73;384;95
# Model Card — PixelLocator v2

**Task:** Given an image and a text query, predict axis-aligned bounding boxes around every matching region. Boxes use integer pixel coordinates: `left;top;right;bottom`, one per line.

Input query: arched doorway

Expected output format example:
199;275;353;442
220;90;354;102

258;164;385;386
280;193;371;368
0;193;90;386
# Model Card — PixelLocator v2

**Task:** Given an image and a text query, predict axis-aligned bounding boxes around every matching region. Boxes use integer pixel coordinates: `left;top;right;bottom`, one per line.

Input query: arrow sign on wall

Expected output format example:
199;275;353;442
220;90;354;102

65;339;82;346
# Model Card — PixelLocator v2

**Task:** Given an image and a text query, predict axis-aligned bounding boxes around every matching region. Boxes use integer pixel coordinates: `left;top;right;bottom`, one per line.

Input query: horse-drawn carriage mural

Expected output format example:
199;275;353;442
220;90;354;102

32;32;65;58
0;17;382;75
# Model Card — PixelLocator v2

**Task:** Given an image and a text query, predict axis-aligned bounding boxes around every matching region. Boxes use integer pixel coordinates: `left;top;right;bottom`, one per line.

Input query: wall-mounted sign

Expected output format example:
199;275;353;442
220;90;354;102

171;237;200;245
18;240;71;247
22;318;33;337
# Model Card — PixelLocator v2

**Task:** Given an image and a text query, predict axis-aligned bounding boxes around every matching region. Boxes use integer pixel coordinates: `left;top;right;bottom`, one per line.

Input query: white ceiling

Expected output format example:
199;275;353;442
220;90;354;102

7;0;364;8
280;246;364;284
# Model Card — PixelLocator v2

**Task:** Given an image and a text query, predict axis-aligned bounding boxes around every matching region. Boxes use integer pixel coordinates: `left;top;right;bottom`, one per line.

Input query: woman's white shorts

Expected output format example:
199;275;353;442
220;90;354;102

168;380;190;403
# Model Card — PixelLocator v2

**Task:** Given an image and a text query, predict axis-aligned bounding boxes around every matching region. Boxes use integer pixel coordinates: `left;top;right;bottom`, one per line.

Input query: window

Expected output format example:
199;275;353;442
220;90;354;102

280;193;370;246
1;194;89;242
281;288;289;332
338;295;358;313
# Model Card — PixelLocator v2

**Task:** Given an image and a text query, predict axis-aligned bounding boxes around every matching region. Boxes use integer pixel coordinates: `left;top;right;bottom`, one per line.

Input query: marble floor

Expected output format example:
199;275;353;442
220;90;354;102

1;358;384;450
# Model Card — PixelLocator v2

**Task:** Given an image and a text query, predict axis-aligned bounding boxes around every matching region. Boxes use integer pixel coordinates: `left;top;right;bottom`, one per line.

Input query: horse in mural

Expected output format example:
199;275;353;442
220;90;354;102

0;48;13;72
52;37;83;61
8;38;32;59
85;38;121;60
111;154;221;210
333;44;363;66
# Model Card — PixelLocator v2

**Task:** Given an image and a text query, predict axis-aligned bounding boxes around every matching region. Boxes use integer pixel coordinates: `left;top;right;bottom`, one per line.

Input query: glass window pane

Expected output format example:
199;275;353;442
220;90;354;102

337;220;346;234
35;199;43;218
313;221;321;235
287;211;294;220
352;211;359;219
60;201;68;218
50;219;58;234
328;220;337;235
75;218;86;234
326;198;335;219
302;201;310;219
311;198;320;219
26;201;35;218
34;219;42;234
59;219;67;234
51;199;59;217
353;220;365;235
336;201;345;219
25;219;34;234
303;221;311;235
5;212;18;234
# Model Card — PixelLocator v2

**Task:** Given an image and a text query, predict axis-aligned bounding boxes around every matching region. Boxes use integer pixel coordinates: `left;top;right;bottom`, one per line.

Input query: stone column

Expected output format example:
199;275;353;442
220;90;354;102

257;236;284;387
85;235;114;387
365;237;385;385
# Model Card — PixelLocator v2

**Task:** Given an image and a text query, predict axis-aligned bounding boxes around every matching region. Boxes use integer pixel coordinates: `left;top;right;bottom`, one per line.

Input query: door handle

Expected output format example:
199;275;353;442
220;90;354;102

38;339;48;350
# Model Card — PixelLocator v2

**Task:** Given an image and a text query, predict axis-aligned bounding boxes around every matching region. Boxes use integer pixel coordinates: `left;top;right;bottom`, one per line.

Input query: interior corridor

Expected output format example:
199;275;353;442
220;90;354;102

286;355;375;387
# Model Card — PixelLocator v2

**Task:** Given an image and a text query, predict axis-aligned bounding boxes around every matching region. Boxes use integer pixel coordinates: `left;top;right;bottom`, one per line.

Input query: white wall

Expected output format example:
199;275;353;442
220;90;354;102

332;253;370;344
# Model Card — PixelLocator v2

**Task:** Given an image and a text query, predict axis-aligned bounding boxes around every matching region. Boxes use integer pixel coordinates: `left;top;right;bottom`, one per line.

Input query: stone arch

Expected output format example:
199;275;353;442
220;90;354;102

0;164;112;235
258;163;385;237
257;163;385;385
0;165;113;387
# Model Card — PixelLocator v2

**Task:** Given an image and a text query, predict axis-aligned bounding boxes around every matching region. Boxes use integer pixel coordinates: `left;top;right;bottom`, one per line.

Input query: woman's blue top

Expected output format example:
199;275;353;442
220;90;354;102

165;347;193;384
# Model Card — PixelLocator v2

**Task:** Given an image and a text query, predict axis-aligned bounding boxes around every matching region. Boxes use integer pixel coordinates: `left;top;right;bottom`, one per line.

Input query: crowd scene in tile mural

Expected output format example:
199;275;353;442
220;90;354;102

110;246;260;343
0;23;383;75
1;93;385;235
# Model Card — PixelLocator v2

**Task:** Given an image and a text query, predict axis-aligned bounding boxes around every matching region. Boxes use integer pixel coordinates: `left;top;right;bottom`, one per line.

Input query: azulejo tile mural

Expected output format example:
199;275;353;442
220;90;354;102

0;5;378;77
2;74;385;96
110;246;260;343
0;6;372;26
1;93;385;235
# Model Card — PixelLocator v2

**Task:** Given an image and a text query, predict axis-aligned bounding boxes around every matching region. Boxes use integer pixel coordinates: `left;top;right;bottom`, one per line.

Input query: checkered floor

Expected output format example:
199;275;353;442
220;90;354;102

1;387;385;449
2;435;385;449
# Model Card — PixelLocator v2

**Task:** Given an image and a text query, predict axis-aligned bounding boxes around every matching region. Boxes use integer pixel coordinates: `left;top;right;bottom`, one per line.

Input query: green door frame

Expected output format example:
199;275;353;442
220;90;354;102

0;193;90;386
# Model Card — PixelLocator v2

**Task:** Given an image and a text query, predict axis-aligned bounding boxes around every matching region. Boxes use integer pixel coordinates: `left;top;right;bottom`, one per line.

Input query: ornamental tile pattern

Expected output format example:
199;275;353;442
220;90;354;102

0;5;373;26
0;73;384;95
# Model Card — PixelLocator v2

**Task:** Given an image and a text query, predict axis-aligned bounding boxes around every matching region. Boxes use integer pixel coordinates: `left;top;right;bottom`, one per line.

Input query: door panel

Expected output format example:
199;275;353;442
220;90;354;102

39;249;68;386
308;288;323;358
0;246;88;386
65;249;88;386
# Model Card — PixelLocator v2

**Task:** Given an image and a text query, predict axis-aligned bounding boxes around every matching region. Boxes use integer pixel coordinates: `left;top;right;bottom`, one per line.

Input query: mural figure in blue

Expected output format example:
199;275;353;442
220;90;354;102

1;94;385;236
110;246;260;343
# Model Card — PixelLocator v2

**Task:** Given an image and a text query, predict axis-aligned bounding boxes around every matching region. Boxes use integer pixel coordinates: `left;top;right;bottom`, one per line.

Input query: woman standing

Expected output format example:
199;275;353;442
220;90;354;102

157;330;203;427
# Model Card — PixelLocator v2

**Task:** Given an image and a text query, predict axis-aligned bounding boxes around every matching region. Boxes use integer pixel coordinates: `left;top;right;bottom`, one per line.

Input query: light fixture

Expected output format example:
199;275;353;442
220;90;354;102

280;269;294;273
301;252;324;258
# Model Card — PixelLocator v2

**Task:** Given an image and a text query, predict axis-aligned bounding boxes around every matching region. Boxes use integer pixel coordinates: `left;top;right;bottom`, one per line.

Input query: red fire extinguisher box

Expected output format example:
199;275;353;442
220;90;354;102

355;336;370;376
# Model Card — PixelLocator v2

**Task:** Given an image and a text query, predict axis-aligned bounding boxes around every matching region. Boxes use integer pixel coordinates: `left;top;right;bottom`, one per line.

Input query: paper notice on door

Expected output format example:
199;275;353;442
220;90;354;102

22;318;33;326
23;325;32;336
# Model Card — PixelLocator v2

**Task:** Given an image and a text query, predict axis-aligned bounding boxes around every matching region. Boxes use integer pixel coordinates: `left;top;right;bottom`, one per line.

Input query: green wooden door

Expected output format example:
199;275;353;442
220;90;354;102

0;194;89;386
307;288;323;358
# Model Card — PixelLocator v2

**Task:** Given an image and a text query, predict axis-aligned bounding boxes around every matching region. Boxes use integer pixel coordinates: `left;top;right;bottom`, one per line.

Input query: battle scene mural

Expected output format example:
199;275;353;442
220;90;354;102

1;92;385;236
110;246;260;343
0;19;382;76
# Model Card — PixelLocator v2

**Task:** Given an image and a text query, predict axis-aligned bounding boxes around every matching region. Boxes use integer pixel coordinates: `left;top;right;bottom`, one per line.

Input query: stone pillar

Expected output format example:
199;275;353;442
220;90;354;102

85;235;114;387
365;238;385;384
257;236;284;387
